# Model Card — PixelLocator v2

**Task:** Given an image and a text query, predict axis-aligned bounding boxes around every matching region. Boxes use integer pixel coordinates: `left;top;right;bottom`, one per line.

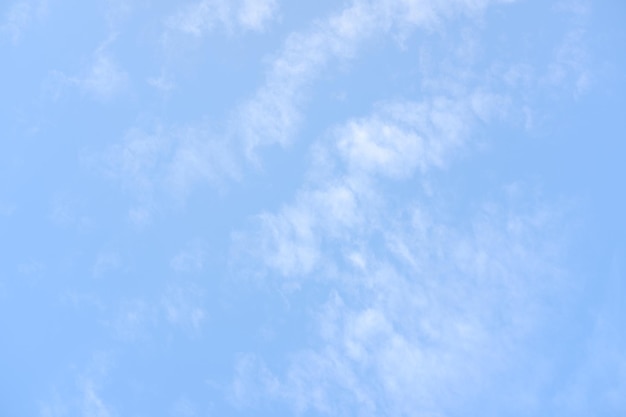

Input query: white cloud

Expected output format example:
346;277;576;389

232;62;566;415
49;194;93;230
17;259;44;276
92;251;121;278
164;126;239;198
230;354;279;408
54;37;129;100
161;284;207;333
81;380;113;417
242;90;507;279
553;252;626;415
0;201;16;216
107;298;155;341
39;392;69;417
103;0;133;29
106;284;207;340
1;0;47;43
128;205;152;228
237;0;278;31
102;123;238;206
166;0;229;37
147;71;176;93
235;0;515;154
170;396;197;417
336;94;505;177
236;193;565;415
544;26;591;95
39;353;116;417
78;52;128;99
104;0;526;205
170;242;206;273
166;0;278;36
71;49;129;100
103;128;168;195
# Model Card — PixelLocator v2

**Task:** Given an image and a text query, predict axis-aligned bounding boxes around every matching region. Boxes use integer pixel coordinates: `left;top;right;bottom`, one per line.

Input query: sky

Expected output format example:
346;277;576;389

1;0;625;416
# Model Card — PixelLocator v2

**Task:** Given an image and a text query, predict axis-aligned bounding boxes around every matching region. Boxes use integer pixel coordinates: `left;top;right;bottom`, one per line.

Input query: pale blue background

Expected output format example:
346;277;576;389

1;1;625;416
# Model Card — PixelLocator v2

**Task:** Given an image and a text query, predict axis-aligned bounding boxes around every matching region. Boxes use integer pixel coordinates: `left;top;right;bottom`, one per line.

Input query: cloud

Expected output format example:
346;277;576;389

77;52;128;99
1;0;47;43
170;396;198;417
170;242;206;273
164;125;239;197
39;353;115;417
49;193;93;230
107;298;156;342
236;186;565;415
101;122;238;206
230;354;279;408
237;0;279;31
0;201;16;216
239;90;507;279
161;284;207;333
553;251;626;415
92;251;121;279
127;206;152;227
102;127;169;195
166;0;279;36
232;86;566;415
235;0;515;154
147;71;176;93
81;380;113;417
52;37;129;100
103;0;525;205
103;0;133;29
105;282;207;341
544;26;591;95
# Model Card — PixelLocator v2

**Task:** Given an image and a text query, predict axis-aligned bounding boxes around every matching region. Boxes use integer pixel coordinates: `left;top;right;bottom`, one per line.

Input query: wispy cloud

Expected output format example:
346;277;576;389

100;122;238;214
544;25;591;95
161;283;207;333
170;241;207;273
81;379;113;417
49;193;93;231
76;51;128;100
92;251;121;279
52;37;129;101
0;201;16;216
103;0;521;204
235;0;515;155
554;251;626;415
40;353;115;417
237;90;508;278
1;0;47;43
235;176;565;415
103;282;208;341
147;70;176;93
166;0;279;36
107;298;156;342
232;84;566;416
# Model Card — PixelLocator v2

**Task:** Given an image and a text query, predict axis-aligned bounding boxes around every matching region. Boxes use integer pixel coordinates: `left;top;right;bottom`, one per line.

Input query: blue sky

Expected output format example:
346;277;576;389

1;0;625;416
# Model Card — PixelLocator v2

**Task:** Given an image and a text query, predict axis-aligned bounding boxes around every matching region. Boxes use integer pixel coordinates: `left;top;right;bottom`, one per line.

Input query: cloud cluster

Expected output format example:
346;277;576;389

103;0;589;205
232;82;563;416
244;91;507;278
